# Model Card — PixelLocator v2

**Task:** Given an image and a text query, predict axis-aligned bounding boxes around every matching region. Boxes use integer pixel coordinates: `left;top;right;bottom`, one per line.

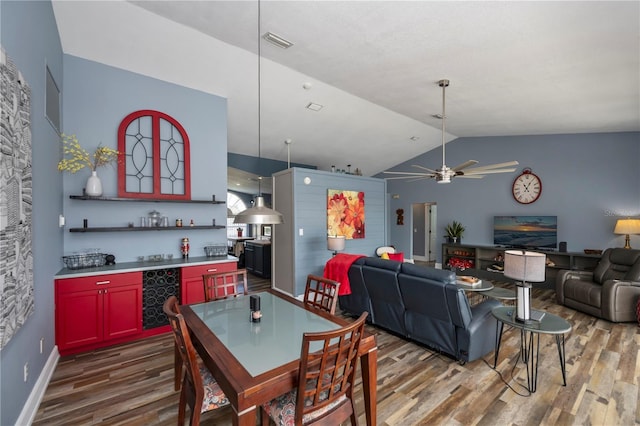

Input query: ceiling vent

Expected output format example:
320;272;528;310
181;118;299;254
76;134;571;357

262;32;293;49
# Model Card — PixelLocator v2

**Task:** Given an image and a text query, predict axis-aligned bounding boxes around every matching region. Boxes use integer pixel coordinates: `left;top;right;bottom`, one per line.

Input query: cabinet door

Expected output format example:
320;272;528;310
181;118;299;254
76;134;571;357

56;288;102;351
245;244;255;272
181;262;237;305
253;245;264;275
103;284;142;340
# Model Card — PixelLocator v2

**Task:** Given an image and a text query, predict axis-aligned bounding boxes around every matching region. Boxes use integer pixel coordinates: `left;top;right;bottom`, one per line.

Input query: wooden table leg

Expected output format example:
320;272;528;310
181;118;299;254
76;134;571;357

360;347;378;426
232;405;257;426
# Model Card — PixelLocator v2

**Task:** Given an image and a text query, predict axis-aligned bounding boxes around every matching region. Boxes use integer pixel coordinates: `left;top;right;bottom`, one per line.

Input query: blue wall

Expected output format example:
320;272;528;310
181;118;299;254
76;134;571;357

0;1;63;424
62;55;228;262
384;132;640;262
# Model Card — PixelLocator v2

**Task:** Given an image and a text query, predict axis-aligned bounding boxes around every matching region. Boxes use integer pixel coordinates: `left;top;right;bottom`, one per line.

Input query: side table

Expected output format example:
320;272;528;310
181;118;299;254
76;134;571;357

492;306;571;393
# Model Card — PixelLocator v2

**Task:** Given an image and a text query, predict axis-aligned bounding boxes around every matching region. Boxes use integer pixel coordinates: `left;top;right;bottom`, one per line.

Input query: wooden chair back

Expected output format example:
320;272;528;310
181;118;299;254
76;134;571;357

304;274;341;315
297;312;368;425
163;296;204;425
202;269;248;302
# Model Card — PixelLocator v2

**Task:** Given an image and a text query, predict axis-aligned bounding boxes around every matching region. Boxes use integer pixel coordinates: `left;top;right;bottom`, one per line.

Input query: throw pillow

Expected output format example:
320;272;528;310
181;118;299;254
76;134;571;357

380;252;390;260
388;252;404;262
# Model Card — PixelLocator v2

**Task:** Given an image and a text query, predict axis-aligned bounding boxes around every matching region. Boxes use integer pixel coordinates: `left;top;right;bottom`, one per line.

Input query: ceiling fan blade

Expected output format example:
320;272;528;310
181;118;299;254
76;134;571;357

462;168;517;175
457;174;485;179
384;171;430;176
384;174;432;180
411;164;439;173
451;160;478;171
464;161;520;171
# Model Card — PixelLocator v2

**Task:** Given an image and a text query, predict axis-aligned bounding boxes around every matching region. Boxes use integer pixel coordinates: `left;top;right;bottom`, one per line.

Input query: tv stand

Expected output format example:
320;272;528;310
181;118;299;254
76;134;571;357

442;243;600;288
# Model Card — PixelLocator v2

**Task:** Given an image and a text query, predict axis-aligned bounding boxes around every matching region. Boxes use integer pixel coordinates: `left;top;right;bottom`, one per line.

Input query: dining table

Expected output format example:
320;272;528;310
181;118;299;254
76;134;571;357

179;289;378;426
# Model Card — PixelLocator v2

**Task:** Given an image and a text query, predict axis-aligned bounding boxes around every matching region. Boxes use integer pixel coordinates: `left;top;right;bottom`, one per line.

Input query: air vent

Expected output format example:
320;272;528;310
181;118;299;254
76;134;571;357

263;32;293;49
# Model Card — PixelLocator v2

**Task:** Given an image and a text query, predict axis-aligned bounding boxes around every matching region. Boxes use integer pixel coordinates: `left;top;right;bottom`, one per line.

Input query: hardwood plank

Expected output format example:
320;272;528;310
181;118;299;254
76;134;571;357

34;283;640;425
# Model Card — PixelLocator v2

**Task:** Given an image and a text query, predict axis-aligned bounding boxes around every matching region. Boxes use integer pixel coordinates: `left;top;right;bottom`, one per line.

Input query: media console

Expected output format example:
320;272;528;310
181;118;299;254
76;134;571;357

442;243;601;288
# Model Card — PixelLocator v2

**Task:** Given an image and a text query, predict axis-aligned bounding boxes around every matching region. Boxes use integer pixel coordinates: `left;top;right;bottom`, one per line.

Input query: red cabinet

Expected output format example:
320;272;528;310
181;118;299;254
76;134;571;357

181;262;237;305
55;272;142;354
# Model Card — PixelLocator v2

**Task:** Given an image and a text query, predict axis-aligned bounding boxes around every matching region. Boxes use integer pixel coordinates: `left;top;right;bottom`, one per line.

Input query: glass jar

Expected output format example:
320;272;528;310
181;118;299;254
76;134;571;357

148;210;161;227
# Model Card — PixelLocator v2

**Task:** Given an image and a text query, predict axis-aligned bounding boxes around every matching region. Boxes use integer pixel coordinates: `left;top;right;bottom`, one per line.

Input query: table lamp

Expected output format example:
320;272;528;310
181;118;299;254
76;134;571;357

504;250;546;322
327;235;346;256
614;218;640;249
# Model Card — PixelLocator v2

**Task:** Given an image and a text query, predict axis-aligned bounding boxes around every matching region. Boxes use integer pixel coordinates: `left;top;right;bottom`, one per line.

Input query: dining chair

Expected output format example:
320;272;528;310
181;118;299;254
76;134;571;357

303;274;341;315
202;269;248;302
261;312;368;425
163;296;229;425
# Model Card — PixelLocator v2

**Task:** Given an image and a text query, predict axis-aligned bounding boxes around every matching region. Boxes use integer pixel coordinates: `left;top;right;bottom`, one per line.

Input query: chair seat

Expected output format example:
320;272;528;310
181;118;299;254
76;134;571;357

262;388;348;425
198;364;230;411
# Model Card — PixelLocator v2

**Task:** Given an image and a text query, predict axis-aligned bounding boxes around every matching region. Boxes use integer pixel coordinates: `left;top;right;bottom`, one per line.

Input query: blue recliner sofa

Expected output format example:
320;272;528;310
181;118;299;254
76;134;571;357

339;257;500;363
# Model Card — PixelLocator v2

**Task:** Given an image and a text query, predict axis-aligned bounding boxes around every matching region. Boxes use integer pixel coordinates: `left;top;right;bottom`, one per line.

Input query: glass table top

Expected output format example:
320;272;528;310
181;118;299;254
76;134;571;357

492;306;571;334
190;292;341;376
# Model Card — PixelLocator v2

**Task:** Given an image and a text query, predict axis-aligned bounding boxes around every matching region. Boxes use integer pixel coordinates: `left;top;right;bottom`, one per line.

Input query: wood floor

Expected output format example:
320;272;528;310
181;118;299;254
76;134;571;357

33;277;640;425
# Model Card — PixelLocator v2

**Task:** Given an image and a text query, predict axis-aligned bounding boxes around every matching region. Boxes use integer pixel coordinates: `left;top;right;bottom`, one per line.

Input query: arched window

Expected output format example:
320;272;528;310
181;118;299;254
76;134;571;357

227;192;249;238
117;110;191;199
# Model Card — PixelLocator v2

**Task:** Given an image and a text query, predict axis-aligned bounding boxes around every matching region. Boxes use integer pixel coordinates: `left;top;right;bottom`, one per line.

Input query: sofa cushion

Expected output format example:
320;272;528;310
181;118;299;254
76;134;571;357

400;262;456;284
563;278;602;308
593;248;640;284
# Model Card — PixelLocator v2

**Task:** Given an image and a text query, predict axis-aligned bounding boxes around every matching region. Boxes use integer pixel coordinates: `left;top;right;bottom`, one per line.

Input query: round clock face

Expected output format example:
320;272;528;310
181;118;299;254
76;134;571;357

512;171;542;204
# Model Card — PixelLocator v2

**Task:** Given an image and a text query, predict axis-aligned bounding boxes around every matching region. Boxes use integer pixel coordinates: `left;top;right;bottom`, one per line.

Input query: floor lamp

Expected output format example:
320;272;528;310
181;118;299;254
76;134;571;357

504;250;546;322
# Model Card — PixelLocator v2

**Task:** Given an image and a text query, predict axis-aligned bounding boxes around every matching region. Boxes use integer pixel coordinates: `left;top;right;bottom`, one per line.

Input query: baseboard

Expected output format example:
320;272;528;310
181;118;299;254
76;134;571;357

16;345;60;425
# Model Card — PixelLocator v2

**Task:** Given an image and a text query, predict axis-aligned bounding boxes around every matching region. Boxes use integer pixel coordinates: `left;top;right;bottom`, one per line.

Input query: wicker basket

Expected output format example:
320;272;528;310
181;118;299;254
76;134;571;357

62;253;107;270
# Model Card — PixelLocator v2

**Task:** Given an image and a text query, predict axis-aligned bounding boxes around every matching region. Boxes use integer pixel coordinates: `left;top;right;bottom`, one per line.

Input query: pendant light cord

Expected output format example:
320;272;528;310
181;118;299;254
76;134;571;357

441;81;446;168
257;0;262;196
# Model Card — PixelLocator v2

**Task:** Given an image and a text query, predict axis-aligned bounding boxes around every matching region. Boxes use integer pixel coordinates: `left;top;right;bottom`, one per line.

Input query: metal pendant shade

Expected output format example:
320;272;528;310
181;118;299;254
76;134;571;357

234;0;284;226
234;196;283;225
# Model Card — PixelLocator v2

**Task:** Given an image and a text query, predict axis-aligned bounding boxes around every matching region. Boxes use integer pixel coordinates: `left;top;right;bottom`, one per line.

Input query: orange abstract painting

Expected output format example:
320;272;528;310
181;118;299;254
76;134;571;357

327;189;365;239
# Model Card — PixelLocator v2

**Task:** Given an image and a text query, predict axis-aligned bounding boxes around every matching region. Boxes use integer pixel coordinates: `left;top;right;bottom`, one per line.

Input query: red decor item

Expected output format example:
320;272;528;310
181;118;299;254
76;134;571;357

323;253;366;295
181;238;190;258
388;252;404;262
237;228;243;237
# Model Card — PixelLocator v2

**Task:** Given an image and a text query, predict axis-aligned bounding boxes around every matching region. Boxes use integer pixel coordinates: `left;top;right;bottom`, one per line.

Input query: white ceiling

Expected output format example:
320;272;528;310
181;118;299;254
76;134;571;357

52;1;639;178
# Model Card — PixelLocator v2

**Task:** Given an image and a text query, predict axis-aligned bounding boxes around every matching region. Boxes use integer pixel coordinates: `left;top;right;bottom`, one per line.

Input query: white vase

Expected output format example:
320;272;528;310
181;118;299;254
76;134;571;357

85;170;103;197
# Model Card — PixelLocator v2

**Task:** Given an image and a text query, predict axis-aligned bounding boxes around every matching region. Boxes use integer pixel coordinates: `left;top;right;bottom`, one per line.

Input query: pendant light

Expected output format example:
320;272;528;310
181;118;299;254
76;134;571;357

234;0;284;225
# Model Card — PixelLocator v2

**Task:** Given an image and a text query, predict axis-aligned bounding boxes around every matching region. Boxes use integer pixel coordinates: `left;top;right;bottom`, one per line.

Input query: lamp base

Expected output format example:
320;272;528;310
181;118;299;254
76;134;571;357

624;234;632;249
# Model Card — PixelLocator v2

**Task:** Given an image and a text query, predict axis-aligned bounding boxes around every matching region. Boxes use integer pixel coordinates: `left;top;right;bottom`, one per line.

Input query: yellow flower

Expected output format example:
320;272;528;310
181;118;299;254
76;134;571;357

57;134;120;173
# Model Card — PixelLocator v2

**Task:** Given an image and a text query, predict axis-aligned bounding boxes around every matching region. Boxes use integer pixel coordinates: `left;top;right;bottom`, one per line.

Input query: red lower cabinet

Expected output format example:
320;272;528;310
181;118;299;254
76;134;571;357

180;261;237;305
55;272;142;354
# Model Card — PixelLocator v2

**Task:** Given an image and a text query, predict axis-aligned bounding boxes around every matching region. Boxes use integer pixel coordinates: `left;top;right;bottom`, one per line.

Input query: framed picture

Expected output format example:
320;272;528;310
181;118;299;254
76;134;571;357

262;225;272;237
327;189;365;239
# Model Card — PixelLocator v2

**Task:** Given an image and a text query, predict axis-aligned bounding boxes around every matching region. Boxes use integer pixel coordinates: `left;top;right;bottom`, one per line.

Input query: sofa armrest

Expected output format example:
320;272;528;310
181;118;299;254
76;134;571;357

601;279;640;322
556;269;594;304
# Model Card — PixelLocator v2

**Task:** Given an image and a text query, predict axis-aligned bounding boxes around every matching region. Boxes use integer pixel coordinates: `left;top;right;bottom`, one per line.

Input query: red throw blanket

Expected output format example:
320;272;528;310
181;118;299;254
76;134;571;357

323;253;366;295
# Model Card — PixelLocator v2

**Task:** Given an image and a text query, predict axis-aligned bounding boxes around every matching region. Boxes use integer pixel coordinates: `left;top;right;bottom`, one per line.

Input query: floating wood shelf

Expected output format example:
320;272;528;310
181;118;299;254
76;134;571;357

70;195;225;204
70;225;225;233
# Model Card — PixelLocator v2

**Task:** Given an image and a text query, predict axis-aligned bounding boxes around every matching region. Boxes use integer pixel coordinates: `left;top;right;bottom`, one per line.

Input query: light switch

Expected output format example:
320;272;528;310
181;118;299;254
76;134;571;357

299;228;304;236
59;214;65;227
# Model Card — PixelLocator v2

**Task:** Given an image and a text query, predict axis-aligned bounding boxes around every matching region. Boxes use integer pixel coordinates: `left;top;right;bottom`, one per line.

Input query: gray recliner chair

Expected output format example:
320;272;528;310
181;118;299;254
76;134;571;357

556;248;640;322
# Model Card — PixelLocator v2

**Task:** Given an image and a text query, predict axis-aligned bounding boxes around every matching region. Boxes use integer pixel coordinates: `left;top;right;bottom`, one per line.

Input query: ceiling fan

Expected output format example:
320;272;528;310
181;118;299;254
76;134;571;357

385;79;518;184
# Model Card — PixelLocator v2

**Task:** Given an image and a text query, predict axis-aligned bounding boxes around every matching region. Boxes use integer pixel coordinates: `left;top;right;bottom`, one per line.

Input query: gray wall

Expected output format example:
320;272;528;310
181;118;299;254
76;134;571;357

0;1;63;424
62;55;228;262
274;168;386;296
384;132;640;262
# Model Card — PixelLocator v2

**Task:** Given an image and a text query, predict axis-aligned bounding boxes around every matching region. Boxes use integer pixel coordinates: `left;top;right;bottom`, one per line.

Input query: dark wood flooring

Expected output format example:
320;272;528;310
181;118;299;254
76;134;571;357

33;276;640;425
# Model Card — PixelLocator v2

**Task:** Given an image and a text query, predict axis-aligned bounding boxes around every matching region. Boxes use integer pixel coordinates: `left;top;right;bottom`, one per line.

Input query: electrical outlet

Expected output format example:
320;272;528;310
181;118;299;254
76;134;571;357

23;362;28;382
40;337;44;354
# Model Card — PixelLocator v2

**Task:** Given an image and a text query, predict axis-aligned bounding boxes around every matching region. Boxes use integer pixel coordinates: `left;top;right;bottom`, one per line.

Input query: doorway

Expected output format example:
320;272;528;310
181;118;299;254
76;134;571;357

412;203;437;264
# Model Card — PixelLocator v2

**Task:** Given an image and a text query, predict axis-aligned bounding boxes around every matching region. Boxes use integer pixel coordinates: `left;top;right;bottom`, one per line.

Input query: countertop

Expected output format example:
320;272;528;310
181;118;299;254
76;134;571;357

55;255;238;279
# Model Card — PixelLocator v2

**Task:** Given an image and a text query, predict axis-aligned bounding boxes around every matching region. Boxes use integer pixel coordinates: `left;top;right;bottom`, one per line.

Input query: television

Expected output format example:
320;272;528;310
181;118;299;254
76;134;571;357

493;216;558;250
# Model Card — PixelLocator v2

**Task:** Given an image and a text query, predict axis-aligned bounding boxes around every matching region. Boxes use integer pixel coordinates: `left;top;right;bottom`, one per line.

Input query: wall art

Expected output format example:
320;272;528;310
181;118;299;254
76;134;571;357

0;46;34;350
327;189;365;239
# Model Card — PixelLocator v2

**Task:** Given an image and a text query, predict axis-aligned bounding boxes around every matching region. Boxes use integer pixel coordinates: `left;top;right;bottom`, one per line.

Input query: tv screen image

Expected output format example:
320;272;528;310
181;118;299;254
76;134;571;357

493;216;558;249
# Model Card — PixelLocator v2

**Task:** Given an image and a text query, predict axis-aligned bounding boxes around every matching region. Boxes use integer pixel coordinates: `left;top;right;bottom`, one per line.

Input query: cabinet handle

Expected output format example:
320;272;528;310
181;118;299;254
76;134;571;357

96;280;110;285
207;268;218;272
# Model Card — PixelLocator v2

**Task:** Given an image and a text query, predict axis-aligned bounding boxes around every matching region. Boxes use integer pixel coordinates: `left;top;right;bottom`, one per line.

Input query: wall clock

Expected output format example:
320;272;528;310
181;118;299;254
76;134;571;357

512;168;542;204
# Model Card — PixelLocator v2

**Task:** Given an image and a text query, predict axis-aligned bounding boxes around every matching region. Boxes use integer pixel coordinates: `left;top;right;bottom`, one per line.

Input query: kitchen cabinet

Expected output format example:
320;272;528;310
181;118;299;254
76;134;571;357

245;241;271;278
55;272;142;354
180;261;237;305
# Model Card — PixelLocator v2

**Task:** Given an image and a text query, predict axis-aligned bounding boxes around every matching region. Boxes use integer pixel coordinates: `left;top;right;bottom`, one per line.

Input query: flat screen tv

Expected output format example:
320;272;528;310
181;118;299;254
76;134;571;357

493;216;558;250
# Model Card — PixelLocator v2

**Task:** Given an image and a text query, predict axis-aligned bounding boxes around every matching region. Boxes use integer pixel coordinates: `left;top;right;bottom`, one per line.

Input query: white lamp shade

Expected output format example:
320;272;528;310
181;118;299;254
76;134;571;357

614;219;640;235
504;250;546;282
327;235;346;252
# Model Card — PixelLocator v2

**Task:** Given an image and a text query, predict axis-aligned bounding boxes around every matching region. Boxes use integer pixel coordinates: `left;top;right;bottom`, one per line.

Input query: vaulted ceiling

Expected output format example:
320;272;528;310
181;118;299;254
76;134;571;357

52;1;639;178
